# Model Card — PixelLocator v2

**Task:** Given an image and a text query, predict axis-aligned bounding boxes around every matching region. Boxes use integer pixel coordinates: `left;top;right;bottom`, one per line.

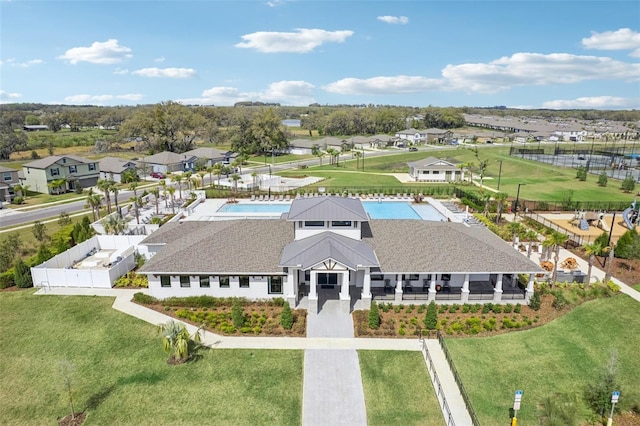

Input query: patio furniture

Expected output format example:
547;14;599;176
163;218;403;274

250;195;256;201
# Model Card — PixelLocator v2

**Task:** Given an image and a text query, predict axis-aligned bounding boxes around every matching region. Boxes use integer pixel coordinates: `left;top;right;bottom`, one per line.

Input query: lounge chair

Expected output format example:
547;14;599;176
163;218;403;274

270;195;275;201
285;194;291;201
278;194;284;201
348;193;353;198
355;193;360;198
258;195;264;201
250;194;256;201
397;193;401;199
403;193;409;199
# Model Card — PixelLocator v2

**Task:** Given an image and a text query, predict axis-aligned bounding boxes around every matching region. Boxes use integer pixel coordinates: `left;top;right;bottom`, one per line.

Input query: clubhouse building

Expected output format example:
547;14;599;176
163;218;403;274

139;197;542;313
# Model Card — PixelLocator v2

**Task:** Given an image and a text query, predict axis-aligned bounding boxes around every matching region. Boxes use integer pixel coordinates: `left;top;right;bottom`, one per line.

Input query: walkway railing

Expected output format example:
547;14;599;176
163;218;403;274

437;331;481;426
420;334;456;426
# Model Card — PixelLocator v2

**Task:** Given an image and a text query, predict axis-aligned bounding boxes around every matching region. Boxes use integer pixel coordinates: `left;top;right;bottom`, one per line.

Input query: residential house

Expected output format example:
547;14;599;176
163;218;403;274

20;155;99;194
0;165;20;202
137;151;197;176
98;157;138;183
138;197;541;313
407;157;465;182
23;125;49;131
368;134;393;148
394;128;427;146
288;139;320;156
182;147;234;168
424;128;453;144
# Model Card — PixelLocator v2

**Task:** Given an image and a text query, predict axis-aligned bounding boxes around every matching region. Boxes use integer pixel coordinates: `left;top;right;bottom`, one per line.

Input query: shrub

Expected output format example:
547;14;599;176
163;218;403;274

232;299;244;329
461;303;471;313
368;302;380;329
271;297;286;307
470;303;481;313
529;291;542;311
417;304;426;314
0;269;15;289
13;258;32;288
598;171;608;187
483;318;497;331
492;304;502;314
514;303;522;313
11;196;23;205
551;291;569;310
482;303;492;314
280;303;294;330
606;280;621;293
503;303;513;313
133;292;157;304
438;304;448;314
424;301;438;330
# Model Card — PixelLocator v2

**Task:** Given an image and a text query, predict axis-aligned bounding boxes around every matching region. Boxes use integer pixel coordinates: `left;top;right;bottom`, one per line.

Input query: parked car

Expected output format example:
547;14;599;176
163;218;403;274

486;140;493;144
408;147;418;151
150;172;166;179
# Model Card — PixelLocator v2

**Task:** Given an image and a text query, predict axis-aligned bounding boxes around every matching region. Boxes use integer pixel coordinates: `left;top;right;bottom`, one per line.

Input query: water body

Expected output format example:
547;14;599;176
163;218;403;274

282;119;301;127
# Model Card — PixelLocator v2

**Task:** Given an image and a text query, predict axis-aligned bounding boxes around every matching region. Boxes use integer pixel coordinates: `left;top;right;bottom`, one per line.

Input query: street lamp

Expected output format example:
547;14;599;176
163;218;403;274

513;183;525;220
497;160;503;191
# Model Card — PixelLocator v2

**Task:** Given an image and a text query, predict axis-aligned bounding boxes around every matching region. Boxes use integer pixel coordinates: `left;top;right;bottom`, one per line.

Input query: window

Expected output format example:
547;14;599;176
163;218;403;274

371;274;384;281
441;274;451;281
239;276;249;288
268;276;283;294
160;276;171;287
317;273;338;285
402;274;419;281
50;168;60;176
219;276;230;288
433;171;440;174
68;165;77;174
304;270;310;282
88;163;96;171
180;276;191;288
199;276;210;288
304;221;324;227
331;221;351;227
3;172;11;181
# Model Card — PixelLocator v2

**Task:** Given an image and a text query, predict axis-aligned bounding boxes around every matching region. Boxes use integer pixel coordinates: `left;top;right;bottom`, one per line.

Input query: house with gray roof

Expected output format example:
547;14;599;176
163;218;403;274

407;157;465;182
182;147;236;168
0;165;20;202
98;157;138;183
138;196;541;313
137;151;197;175
20;155;99;194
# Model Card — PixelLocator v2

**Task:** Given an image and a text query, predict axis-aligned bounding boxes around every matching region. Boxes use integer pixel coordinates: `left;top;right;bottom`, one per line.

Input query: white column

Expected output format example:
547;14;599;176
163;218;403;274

493;273;503;302
429;274;437;300
285;269;296;308
308;271;318;314
361;268;372;310
394;273;403;303
340;271;350;313
461;274;470;303
525;273;535;302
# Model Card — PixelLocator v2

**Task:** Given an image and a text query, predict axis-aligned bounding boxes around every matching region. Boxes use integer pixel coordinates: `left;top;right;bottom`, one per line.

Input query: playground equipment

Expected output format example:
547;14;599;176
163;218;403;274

622;199;640;229
598;212;609;231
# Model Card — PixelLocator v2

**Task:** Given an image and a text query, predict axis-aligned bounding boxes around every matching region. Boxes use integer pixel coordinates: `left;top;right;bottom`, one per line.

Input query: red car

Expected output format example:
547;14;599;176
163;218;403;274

150;172;166;179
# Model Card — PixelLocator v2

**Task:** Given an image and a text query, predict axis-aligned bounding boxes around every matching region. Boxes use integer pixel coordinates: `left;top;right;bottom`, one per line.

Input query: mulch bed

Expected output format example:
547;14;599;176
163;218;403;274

58;412;86;426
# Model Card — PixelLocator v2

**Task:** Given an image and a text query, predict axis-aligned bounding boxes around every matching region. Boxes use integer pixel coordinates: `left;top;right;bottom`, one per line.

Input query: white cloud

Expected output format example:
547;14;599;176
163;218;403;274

113;68;129;75
63;93;144;104
131;67;196;78
154;56;166;63
0;90;22;102
323;75;441;95
58;39;133;64
582;28;640;57
377;15;409;25
178;80;315;106
266;0;284;7
441;52;640;93
542;96;638;109
235;28;353;53
7;59;44;68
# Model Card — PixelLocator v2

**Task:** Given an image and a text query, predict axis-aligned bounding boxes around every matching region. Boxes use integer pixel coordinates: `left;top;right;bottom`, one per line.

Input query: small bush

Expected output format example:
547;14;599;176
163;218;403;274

368;302;380;329
271;297;286;307
424;301;438;330
11;196;23;205
503;303;513;313
482;303;492;314
280;303;293;330
529;291;542;311
438;304;448;314
13;258;32;288
417;304;426;314
133;292;157;304
470;304;481;313
514;303;522;313
0;269;15;289
462;303;471;313
232;299;245;329
492;304;502;314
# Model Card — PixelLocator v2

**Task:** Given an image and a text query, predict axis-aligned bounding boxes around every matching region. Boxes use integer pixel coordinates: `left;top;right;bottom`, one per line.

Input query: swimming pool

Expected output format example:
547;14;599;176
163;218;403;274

218;200;446;221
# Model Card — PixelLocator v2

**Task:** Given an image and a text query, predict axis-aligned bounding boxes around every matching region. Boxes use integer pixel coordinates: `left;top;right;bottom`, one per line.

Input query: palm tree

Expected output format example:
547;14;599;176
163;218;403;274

543;231;569;284
171;174;183;200
85;190;103;221
494;192;508;224
157;320;202;364
183;171;193;191
524;230;539;259
128;181;139;200
101;214;127;235
129;196;140;224
482;192;492;217
231;173;241;194
111;184;120;211
167;186;176;214
96;179;114;214
150;187;160;215
251;172;258;193
232;159;242;174
48;178;67;195
603;244;614;284
198;171;206;189
581;241;604;286
206;166;215;188
212;163;223;187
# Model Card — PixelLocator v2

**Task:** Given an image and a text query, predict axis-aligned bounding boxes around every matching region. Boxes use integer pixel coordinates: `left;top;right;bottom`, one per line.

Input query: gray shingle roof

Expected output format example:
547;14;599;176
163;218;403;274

140;151;195;165
182;147;227;160
280;232;379;270
365;221;542;274
286;197;369;222
24;155;93;169
98;157;137;174
407;157;459;170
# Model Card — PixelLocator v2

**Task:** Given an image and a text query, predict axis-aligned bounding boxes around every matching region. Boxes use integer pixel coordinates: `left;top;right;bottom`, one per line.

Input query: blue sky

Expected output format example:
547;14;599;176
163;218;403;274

1;0;639;109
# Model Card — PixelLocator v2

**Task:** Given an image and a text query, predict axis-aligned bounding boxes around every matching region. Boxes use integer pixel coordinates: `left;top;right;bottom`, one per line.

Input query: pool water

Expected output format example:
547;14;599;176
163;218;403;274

218;200;446;221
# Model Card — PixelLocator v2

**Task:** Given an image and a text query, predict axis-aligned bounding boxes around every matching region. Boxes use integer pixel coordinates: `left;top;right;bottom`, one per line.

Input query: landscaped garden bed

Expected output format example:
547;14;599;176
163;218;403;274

133;293;306;336
354;280;620;338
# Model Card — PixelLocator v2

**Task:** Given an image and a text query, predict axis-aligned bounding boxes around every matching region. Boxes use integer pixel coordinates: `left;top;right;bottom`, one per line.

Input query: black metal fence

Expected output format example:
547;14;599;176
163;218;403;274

437;331;481;426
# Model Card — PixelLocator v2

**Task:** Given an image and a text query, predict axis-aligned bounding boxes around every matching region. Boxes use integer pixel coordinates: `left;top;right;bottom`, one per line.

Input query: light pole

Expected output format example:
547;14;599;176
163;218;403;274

497;160;503;191
268;165;272;199
514;183;525;220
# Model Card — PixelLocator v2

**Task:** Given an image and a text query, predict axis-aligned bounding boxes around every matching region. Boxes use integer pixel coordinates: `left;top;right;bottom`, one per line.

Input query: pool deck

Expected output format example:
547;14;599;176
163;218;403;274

182;196;466;223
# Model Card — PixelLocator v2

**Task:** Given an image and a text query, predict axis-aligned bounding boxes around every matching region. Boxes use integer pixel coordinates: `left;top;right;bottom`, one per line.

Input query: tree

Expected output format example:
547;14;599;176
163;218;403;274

581;241;604;286
206;166;215;188
576;166;587;181
171;174;183;200
58;211;72;227
368;302;380;329
96;179;115;214
0;233;22;273
494;192;509;224
32;220;47;241
85;190;103;221
150;187;160;215
543;231;569;284
58;360;78;421
232;299;244;329
0;121;28;160
598;171;608;187
167;186;176;214
13;258;33;288
35;242;54;264
424;301;438;330
614;228;640;261
231;173;241;194
48;178;67;195
130;196;140;224
621;175;635;193
584;350;622;420
102;215;127;235
157;320;202;364
280;303;294;330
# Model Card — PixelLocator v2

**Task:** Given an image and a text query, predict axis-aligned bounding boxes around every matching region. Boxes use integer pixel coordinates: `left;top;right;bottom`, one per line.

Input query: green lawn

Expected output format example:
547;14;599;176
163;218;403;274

359;350;444;425
446;295;640;426
0;290;303;425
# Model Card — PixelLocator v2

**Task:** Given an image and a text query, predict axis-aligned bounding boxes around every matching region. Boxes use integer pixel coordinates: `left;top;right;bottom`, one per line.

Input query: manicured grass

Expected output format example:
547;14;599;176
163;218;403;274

633;284;640;292
446;295;640;426
359;350;443;425
0;290;303;425
248;153;314;164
